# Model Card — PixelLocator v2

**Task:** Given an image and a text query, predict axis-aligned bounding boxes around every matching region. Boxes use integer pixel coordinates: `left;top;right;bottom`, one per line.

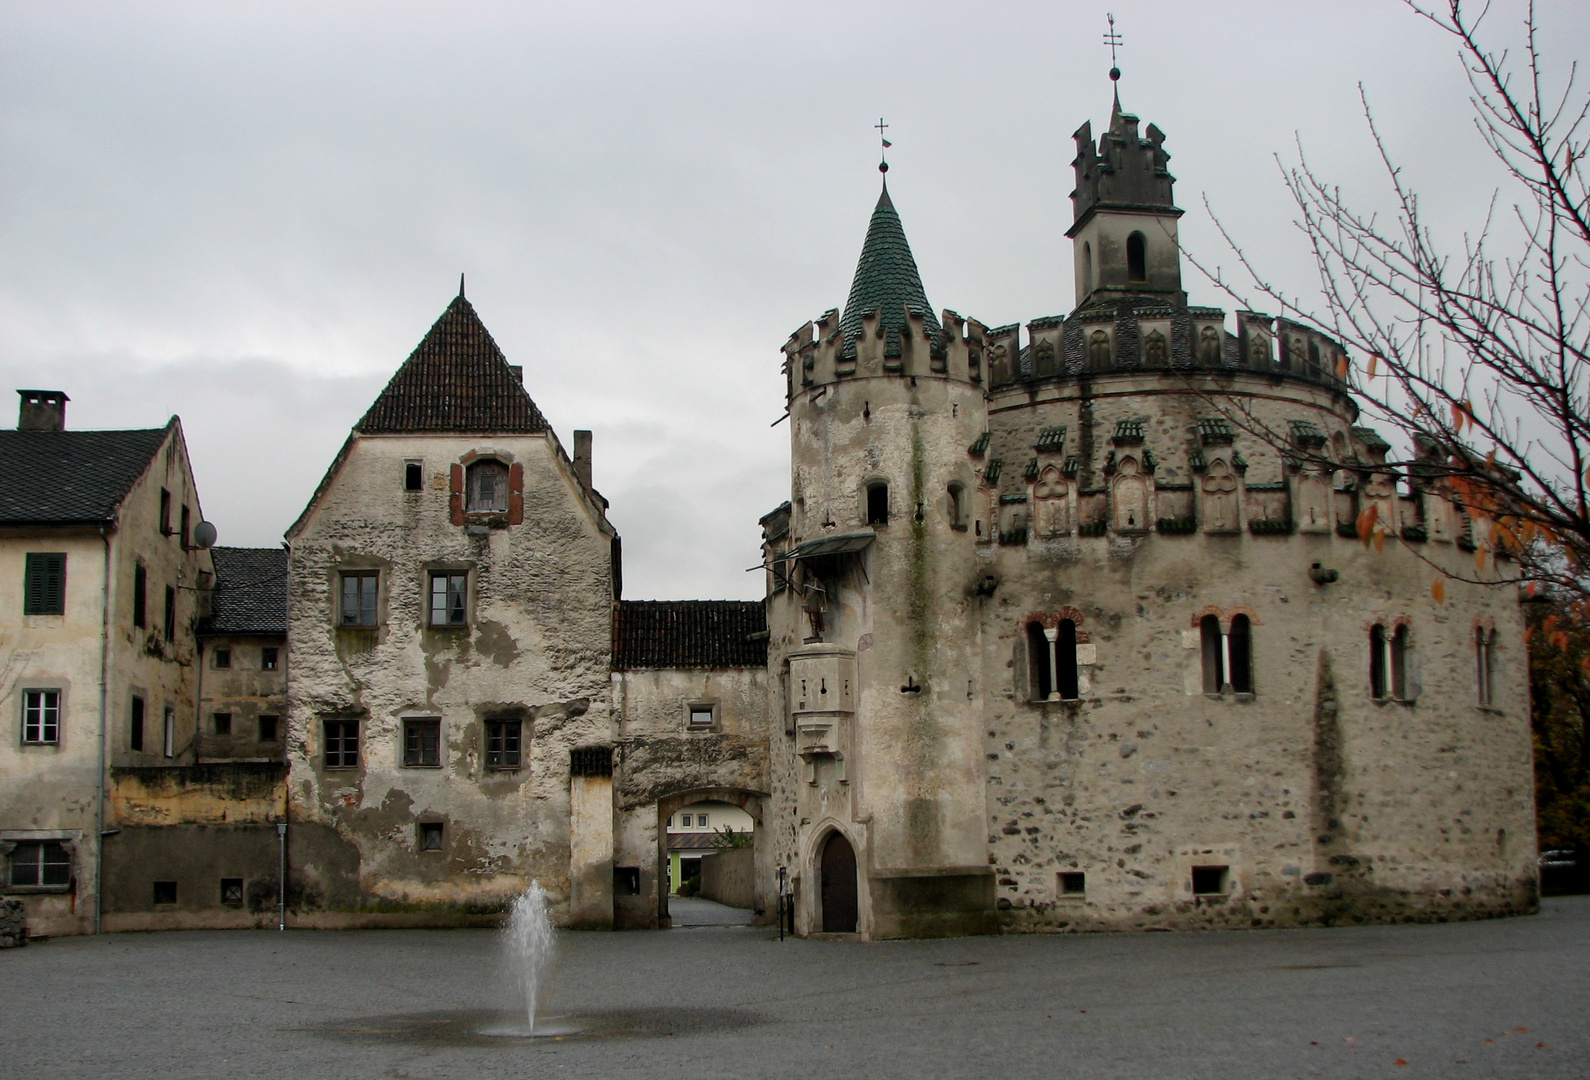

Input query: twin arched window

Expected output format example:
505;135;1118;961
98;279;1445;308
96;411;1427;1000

1200;615;1253;695
1028;620;1079;701
1475;626;1496;705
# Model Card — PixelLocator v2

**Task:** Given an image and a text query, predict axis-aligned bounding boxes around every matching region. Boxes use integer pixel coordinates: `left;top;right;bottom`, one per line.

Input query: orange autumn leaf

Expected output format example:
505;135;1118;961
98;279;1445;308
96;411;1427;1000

1431;578;1446;604
1357;504;1379;546
1552;631;1570;651
1374;529;1386;553
1336;353;1350;377
1475;545;1488;572
1452;401;1465;431
1368;353;1380;378
1524;626;1534;644
1544;615;1559;635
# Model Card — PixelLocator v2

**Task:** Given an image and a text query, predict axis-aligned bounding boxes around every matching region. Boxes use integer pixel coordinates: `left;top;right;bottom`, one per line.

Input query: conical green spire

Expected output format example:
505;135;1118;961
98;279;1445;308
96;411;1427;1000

838;183;944;361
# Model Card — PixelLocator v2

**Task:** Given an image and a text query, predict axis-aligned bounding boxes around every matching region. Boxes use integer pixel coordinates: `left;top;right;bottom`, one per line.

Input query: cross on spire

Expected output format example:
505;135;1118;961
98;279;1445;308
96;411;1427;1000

875;117;892;174
1103;12;1123;83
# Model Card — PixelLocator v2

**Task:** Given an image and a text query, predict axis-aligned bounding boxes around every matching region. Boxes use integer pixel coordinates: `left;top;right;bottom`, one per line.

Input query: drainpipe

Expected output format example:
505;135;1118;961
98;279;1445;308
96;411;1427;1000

277;822;286;932
193;641;203;766
94;527;112;935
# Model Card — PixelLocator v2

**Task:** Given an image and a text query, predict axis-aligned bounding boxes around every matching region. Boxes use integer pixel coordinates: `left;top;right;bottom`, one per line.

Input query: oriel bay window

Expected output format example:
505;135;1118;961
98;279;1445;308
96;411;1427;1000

429;571;468;627
340;570;379;627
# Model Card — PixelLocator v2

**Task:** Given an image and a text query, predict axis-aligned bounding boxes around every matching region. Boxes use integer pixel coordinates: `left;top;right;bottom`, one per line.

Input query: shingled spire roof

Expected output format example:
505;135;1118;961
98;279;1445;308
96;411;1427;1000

838;183;945;361
356;293;549;434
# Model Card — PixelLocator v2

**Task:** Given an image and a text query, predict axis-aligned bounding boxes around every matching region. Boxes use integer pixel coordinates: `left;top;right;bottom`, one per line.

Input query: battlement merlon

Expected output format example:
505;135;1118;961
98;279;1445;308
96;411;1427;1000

1069;109;1178;234
782;306;990;400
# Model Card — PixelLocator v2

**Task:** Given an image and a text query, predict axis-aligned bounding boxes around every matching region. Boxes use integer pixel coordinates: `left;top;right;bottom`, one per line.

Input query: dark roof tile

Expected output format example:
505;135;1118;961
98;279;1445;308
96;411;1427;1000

614;600;767;670
0;426;170;526
201;547;288;636
356;294;550;434
838;186;945;360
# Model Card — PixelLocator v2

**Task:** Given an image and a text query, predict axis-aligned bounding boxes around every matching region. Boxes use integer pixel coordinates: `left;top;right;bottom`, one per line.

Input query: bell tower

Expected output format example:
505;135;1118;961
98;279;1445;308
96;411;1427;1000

1067;88;1186;308
775;170;994;938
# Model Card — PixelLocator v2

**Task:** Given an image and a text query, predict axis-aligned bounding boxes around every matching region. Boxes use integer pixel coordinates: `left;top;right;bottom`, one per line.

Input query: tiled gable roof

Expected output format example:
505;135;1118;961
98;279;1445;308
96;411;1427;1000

356;294;550;434
0;425;170;526
614;600;767;670
201;547;288;636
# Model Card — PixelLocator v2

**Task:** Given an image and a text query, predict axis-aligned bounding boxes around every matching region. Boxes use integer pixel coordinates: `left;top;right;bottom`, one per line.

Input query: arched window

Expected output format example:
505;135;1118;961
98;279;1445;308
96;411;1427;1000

1476;626;1496;705
1370;624;1388;699
1056;619;1079;700
1200;615;1224;694
1081;241;1093;293
1127;232;1147;283
1027;622;1052;700
1229;615;1253;694
867;482;889;525
466;459;509;512
947;483;964;528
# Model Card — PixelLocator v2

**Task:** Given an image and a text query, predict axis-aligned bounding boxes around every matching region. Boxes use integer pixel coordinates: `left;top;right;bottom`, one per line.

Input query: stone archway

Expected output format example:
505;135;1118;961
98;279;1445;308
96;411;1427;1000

653;787;767;928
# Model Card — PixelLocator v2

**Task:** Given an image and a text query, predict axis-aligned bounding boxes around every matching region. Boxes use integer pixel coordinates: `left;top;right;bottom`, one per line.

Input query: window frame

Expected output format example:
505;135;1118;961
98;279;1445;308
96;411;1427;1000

21;689;61;745
323;718;360;770
130;695;145;751
404;461;425;492
163;585;176;642
23;553;66;616
1228;615;1254;695
428;570;469;628
132;562;147;628
261;647;279;671
687;702;717;730
213;646;231;669
338;570;380;628
866;481;890;526
212;712;232;736
1127;231;1148;283
220;878;244;906
1058;871;1086;898
1476;626;1497;706
418;822;444;851
7;840;72;891
465;459;511;513
257;715;279;743
402;717;442;768
484;718;522;770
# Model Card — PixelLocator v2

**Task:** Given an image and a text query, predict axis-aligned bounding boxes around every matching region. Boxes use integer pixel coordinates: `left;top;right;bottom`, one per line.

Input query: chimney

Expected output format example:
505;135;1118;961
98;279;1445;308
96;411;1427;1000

17;390;68;432
509;365;523;382
573;430;593;490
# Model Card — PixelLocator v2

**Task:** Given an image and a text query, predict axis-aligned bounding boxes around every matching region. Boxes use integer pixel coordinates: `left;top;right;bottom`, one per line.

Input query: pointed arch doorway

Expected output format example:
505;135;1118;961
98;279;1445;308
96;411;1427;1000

819;830;858;933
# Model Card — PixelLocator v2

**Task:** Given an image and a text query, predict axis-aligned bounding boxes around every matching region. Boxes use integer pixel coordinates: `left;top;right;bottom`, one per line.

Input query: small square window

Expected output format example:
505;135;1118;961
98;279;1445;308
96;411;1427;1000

689;705;715;727
8;841;70;888
221;878;244;906
697;813;709;828
419;822;443;851
258;715;279;742
404;719;441;767
485;718;521;769
1059;872;1086;896
261;647;279;671
404;462;424;491
213;647;231;669
153;880;178;905
681;815;692;828
339;571;379;628
213;712;232;736
22;689;61;744
1192;865;1230;896
429;572;468;627
324;719;359;769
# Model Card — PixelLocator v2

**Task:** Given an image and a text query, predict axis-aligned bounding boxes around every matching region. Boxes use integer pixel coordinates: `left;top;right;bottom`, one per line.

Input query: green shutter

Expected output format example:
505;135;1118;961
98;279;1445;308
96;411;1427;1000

23;553;66;616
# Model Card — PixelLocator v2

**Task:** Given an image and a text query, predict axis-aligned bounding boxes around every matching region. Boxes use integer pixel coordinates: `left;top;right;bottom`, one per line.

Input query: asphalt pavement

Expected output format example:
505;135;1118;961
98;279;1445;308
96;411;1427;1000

4;896;1587;1079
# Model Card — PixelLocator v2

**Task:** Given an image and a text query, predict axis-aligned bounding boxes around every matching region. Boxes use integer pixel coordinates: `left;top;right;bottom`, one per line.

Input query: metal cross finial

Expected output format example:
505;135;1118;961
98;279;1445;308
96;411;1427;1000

1103;12;1123;82
876;117;892;174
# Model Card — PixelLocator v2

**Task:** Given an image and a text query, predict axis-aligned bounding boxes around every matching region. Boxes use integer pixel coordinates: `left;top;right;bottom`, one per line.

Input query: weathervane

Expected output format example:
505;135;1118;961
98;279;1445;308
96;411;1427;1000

876;117;891;174
1103;12;1123;83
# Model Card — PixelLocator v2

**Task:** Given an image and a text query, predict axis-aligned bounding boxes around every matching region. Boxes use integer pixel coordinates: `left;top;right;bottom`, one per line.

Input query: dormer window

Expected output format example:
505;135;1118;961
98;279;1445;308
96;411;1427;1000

466;460;509;513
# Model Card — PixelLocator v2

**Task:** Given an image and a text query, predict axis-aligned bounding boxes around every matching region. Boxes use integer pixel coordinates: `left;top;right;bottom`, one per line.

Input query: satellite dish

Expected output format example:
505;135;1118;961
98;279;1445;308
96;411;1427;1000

193;521;218;549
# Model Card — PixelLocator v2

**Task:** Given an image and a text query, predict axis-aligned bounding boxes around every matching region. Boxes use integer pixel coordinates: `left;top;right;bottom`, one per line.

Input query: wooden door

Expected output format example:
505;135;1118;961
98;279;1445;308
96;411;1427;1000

820;831;858;932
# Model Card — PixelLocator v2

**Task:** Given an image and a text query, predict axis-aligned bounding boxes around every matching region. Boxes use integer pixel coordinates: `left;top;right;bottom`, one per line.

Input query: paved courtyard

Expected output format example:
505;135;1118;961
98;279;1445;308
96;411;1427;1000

4;897;1587;1080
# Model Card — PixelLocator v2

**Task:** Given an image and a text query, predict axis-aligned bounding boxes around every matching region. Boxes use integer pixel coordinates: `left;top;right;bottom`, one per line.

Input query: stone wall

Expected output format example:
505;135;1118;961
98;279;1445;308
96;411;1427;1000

700;846;756;909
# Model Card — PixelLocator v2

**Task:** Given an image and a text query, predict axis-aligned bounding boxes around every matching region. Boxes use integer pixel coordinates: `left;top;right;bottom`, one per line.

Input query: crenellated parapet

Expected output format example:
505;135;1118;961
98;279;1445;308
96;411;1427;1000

783;306;989;401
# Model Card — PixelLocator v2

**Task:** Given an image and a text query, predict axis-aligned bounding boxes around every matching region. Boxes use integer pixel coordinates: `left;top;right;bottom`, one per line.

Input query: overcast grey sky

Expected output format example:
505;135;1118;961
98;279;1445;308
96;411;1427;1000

3;1;1585;599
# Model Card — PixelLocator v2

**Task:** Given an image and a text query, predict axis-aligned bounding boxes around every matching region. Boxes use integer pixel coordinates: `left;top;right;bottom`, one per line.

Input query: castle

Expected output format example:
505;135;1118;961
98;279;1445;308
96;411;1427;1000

0;90;1538;939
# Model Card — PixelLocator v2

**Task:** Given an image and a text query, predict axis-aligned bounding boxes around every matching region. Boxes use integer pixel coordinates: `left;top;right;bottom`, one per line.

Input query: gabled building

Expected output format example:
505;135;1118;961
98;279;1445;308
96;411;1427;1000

0;391;212;936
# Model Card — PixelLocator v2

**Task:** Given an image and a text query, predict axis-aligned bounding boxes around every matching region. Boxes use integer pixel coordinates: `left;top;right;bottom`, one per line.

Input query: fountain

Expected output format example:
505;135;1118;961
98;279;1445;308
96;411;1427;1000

484;882;581;1038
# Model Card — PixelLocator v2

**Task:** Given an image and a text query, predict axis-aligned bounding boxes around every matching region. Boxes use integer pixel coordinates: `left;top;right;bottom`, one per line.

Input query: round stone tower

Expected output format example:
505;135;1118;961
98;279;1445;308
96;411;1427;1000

770;181;996;938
